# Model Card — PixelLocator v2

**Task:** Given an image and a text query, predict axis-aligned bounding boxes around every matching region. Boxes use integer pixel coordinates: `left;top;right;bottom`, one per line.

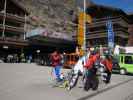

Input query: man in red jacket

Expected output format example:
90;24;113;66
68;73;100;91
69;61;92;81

50;50;62;82
101;54;113;83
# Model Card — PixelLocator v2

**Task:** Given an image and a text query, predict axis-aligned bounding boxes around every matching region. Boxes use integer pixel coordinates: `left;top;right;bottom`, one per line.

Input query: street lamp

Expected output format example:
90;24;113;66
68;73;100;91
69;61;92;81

36;50;40;63
3;45;8;49
36;50;40;53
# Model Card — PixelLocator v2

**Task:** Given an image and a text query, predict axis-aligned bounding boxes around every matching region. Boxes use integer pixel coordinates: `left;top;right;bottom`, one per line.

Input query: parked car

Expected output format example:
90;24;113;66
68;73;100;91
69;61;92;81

36;55;51;66
0;57;5;63
113;53;133;75
0;59;4;63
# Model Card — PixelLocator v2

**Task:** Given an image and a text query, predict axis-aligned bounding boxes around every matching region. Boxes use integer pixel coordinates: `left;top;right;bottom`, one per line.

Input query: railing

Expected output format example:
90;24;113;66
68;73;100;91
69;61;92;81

0;37;28;46
91;16;128;23
86;33;106;39
87;16;128;28
0;12;25;23
85;30;128;39
86;28;128;35
0;24;24;33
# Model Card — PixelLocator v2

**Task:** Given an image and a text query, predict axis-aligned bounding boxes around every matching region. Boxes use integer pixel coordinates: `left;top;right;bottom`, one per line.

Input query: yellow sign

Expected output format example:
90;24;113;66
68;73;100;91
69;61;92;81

77;12;92;47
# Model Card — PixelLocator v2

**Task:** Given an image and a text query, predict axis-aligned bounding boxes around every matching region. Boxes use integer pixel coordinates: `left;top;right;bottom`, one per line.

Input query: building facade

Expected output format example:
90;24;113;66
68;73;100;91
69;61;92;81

128;14;133;46
0;0;29;59
86;16;128;47
73;4;130;48
0;0;76;62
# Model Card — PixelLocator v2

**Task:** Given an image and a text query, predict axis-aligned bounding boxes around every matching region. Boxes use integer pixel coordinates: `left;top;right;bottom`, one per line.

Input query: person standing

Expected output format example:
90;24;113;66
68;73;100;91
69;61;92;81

101;54;113;83
50;50;62;82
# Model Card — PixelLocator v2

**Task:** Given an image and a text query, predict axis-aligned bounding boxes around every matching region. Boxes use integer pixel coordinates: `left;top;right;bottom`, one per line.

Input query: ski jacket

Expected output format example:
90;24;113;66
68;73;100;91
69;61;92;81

84;53;100;69
101;59;113;72
50;53;61;67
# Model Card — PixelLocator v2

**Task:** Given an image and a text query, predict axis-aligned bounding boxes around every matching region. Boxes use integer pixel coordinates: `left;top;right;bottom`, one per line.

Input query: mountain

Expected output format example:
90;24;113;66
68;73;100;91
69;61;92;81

19;0;77;34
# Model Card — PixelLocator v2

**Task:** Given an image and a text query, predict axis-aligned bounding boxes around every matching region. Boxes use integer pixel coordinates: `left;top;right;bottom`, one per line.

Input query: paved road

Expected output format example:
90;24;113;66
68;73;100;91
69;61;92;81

0;63;133;100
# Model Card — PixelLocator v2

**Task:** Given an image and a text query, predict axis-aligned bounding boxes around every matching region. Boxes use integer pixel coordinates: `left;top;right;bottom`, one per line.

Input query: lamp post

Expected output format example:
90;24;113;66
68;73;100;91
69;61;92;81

83;0;86;52
36;50;40;63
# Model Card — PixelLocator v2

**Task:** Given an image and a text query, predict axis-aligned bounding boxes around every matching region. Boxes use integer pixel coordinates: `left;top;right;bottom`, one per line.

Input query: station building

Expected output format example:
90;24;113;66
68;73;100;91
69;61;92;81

0;0;29;58
0;0;75;62
0;0;132;63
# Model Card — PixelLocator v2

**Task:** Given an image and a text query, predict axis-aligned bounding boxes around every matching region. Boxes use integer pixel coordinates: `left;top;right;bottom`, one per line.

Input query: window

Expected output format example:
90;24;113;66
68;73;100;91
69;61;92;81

124;56;133;64
121;56;123;63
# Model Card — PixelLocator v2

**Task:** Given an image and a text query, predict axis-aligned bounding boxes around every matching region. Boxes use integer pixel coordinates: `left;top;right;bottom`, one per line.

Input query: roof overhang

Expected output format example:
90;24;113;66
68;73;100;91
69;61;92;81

27;35;75;48
10;0;29;15
86;3;127;18
0;37;29;48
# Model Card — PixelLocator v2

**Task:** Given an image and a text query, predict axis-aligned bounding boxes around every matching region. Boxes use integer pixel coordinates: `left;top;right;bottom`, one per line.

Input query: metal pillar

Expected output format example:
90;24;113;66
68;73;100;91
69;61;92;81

2;0;7;38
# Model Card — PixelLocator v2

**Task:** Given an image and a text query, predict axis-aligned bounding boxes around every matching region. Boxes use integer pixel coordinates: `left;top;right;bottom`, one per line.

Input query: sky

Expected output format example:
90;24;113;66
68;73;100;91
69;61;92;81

92;0;133;14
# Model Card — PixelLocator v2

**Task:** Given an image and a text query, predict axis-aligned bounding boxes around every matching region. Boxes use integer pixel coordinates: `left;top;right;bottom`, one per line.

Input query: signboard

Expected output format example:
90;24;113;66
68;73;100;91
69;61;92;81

77;12;92;47
106;20;114;48
49;32;72;41
26;28;72;41
26;28;46;38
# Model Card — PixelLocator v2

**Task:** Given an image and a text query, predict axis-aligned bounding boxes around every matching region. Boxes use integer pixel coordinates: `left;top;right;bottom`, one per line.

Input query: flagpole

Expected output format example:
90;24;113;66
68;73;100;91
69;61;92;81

83;0;86;52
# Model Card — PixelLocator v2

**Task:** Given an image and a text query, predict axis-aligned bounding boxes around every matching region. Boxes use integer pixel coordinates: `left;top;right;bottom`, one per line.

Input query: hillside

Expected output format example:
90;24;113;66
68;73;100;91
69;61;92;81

19;0;77;34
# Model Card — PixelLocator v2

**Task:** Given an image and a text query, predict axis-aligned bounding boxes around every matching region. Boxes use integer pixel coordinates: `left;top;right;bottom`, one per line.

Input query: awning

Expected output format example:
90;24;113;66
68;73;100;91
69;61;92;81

26;28;73;41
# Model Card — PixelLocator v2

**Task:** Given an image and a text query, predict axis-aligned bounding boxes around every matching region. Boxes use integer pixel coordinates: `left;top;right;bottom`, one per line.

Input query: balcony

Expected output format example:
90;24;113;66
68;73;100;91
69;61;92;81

87;27;128;34
0;24;24;34
0;37;28;47
0;12;25;23
87;16;128;28
86;29;128;39
92;16;128;23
